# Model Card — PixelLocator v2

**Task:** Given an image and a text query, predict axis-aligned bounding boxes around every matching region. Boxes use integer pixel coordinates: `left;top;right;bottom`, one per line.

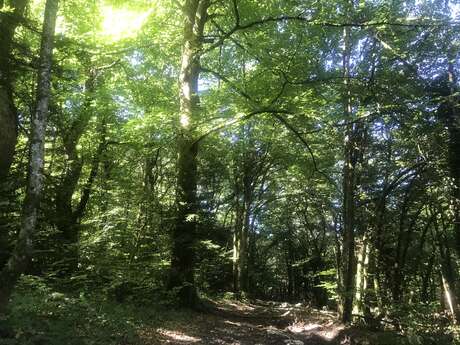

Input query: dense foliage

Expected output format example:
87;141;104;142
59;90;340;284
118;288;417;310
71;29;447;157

1;0;460;343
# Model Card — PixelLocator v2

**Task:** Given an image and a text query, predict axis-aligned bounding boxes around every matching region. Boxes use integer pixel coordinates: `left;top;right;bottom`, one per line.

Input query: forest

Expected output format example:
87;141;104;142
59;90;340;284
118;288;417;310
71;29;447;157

0;0;460;344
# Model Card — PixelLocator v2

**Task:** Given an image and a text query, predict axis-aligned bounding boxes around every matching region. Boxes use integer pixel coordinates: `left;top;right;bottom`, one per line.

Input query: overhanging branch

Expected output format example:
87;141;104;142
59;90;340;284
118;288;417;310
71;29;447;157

204;15;459;54
194;108;292;144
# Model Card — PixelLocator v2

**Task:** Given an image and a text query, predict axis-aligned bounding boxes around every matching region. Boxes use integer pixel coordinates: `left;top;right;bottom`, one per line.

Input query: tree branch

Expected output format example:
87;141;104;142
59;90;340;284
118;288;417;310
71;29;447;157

232;0;240;26
194;108;292;144
201;66;255;103
270;112;339;190
203;15;460;54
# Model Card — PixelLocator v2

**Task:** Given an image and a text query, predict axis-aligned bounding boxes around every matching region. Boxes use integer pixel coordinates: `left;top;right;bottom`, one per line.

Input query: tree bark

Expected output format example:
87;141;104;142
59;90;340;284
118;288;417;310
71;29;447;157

0;1;29;267
339;8;357;322
420;253;434;303
0;0;28;179
446;62;460;258
54;73;105;274
233;177;243;292
231;132;270;295
56;117;107;274
433;215;460;324
238;150;254;294
169;0;210;308
354;233;370;316
0;0;58;314
440;0;460;260
392;179;419;303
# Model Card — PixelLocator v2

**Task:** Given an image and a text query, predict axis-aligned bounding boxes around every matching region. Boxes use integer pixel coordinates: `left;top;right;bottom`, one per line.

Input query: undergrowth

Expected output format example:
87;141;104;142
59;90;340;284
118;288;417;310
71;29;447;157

0;275;188;345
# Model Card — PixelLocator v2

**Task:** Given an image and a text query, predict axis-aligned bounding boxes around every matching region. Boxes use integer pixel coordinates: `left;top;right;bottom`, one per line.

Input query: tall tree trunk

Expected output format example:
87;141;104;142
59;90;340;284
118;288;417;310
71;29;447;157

169;0;210;308
433;216;460;324
339;7;357;322
232;198;242;292
441;0;460;260
354;233;370;316
239;160;253;294
0;0;58;314
56;117;107;274
233;182;243;292
54;74;106;274
392;179;419;303
421;253;434;303
0;0;28;179
370;200;386;315
232;134;266;295
446;61;460;258
0;0;29;269
284;219;296;302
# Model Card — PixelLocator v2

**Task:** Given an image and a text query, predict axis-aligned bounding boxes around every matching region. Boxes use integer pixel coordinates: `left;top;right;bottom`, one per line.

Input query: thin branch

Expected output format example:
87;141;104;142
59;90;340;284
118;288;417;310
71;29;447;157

210;19;260;62
372;31;418;75
201;65;290;107
199;65;336;187
94;59;121;72
171;0;184;10
201;66;255;103
270;112;339;190
270;113;319;171
194;108;292;143
286;75;366;86
232;0;240;26
382;161;426;199
268;78;288;107
203;15;460;53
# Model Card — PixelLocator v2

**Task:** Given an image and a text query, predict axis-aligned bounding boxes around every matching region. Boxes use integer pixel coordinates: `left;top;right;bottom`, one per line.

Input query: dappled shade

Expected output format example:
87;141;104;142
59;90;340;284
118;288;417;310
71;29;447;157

0;0;459;344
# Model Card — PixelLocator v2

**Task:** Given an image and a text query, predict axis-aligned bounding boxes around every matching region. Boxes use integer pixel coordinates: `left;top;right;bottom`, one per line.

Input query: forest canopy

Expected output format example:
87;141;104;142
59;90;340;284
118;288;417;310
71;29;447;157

0;0;460;344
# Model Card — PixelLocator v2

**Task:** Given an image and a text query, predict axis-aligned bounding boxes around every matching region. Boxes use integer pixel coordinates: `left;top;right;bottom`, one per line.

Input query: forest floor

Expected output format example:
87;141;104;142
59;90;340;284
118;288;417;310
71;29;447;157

139;299;410;345
3;281;448;345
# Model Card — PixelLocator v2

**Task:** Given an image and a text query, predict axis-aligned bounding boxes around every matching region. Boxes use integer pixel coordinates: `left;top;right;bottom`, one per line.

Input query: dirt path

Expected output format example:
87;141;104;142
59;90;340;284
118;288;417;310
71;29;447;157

136;300;396;345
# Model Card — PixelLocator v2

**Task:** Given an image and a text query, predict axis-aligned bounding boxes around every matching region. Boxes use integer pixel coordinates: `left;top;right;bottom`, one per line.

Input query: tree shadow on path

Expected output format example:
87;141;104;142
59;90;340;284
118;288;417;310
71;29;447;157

139;299;408;345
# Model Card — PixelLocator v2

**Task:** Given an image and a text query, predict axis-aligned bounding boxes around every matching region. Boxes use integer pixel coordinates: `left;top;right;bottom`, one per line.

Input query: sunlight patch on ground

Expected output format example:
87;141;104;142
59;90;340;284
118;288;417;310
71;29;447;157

284;340;304;345
224;320;242;326
320;325;345;340
224;301;256;312
157;328;202;343
288;322;322;333
287;321;345;341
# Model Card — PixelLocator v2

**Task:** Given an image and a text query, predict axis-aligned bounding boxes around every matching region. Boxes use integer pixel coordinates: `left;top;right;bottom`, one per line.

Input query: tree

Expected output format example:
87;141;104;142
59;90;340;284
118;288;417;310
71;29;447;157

0;0;58;314
0;0;28;179
0;0;459;339
169;0;210;307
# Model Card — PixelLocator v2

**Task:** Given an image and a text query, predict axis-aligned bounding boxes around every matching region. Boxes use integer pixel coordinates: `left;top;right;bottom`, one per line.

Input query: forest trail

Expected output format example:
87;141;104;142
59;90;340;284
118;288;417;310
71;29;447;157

139;300;403;345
